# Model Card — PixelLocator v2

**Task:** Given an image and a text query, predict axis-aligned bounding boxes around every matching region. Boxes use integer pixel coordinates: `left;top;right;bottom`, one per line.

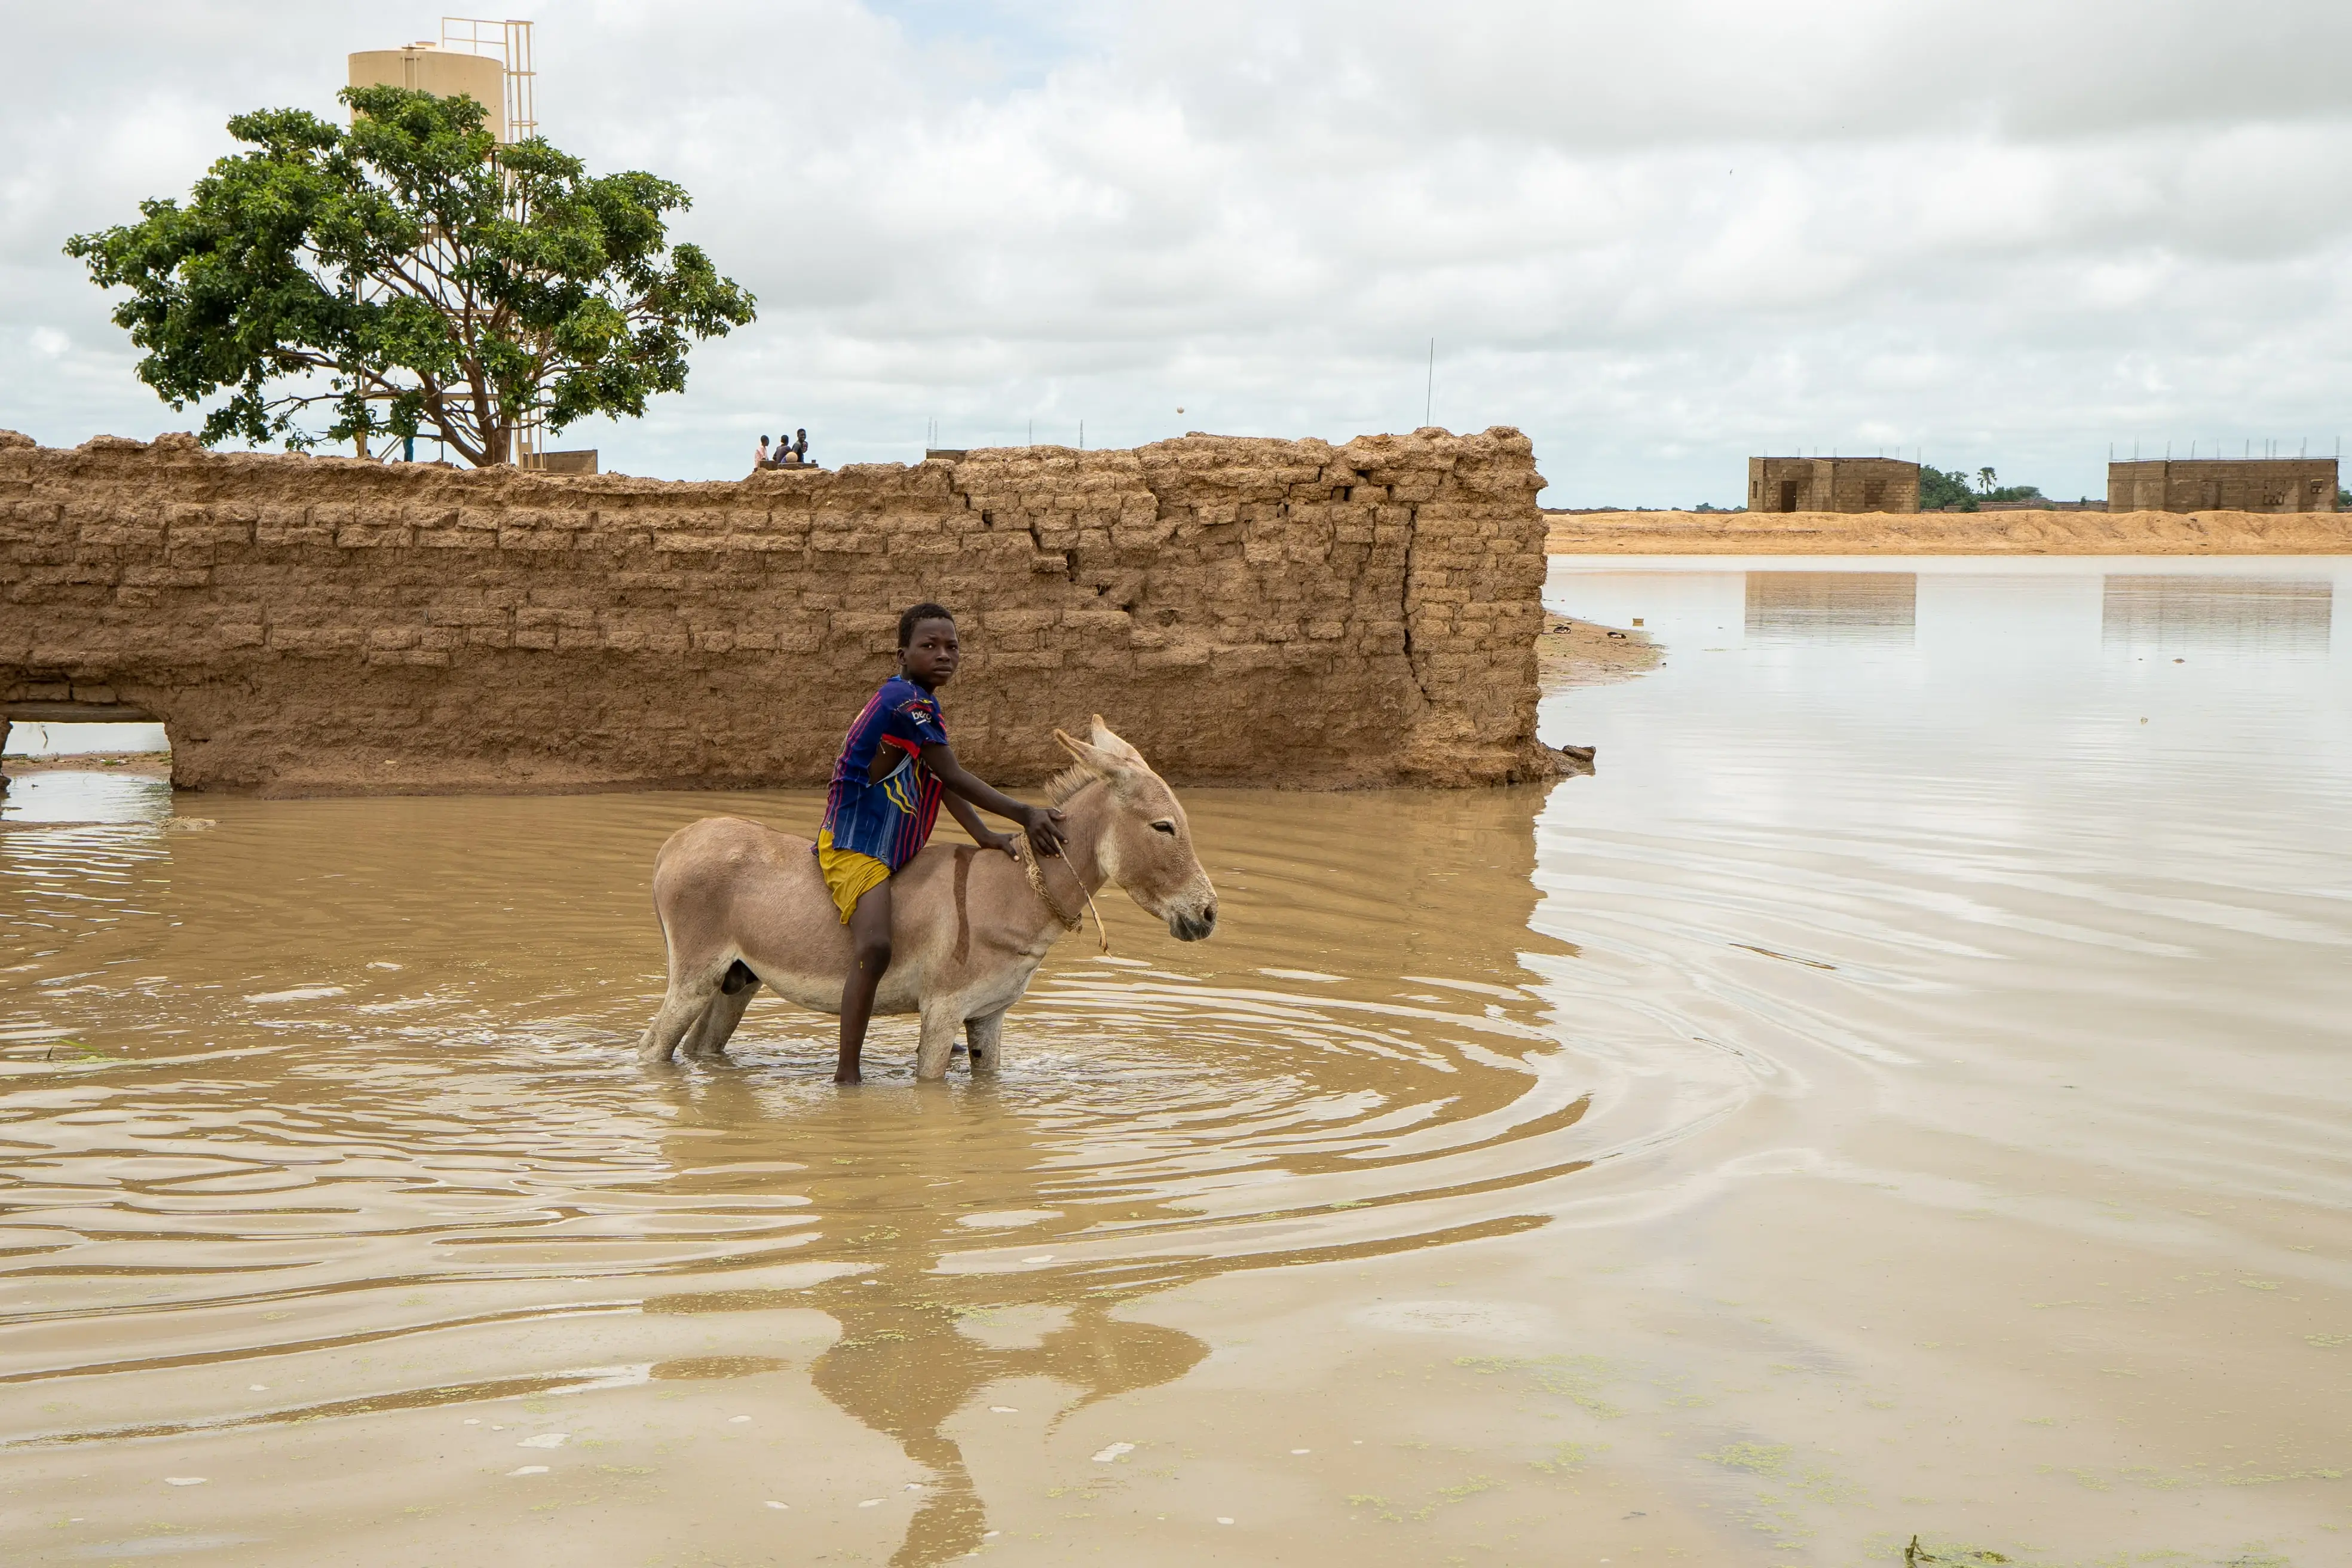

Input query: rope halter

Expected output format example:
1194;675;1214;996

1012;838;1110;953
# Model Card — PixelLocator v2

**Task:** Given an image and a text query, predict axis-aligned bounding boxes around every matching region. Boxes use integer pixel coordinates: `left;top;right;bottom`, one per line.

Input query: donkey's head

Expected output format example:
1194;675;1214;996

1051;716;1218;942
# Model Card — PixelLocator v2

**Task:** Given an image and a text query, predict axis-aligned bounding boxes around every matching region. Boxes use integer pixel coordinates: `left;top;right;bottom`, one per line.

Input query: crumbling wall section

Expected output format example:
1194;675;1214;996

0;426;1551;794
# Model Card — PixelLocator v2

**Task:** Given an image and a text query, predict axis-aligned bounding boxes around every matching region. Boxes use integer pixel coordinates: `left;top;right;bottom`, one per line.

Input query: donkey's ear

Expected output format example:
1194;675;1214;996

1088;715;1146;764
1054;728;1123;780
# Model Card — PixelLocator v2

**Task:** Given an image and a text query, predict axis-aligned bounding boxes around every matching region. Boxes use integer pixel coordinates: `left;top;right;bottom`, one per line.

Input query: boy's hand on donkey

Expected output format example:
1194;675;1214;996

1021;806;1068;858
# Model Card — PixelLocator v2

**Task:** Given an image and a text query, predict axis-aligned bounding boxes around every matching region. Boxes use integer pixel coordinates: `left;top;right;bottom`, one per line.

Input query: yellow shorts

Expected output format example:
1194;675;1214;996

815;829;892;925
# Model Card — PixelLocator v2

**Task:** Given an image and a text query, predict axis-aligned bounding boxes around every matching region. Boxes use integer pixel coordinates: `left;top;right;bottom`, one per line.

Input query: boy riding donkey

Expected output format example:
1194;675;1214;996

819;603;1066;1083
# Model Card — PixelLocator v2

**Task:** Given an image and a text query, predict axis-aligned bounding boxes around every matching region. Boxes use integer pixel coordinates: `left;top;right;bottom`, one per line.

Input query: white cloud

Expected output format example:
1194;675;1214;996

3;0;2349;503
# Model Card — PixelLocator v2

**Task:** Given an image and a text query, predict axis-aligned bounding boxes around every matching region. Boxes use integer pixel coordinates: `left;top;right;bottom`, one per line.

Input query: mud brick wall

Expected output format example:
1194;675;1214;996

1747;457;1921;514
2107;458;2339;513
0;427;1554;795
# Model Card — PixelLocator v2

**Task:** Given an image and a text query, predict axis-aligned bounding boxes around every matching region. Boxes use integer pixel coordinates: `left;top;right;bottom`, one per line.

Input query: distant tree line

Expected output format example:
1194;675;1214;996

1919;465;2043;511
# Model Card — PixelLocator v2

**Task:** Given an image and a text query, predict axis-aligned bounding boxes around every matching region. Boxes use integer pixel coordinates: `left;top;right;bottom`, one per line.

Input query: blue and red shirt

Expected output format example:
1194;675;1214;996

820;675;950;869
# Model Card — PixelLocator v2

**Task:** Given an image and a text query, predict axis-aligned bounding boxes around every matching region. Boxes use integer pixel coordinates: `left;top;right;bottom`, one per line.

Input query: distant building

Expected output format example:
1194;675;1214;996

2106;458;2338;513
1747;457;1919;514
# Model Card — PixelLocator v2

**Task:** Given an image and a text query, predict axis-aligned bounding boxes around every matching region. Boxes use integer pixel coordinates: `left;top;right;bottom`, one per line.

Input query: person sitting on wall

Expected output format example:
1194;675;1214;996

817;603;1065;1083
755;434;773;471
793;427;810;465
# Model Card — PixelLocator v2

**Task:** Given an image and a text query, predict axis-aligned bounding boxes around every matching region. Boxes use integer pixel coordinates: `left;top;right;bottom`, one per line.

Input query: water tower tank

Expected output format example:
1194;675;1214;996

347;44;506;141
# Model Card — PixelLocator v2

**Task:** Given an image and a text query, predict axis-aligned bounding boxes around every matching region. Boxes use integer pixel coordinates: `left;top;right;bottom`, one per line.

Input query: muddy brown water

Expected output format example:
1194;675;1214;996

5;555;2351;1567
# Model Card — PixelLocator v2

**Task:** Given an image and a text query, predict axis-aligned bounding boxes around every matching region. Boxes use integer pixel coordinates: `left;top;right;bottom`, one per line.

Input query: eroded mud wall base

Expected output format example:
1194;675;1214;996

1;428;1547;794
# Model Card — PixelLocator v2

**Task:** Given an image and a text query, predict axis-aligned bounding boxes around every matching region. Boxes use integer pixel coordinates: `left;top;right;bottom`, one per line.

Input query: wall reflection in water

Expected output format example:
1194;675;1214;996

1744;572;1918;643
2101;575;2332;657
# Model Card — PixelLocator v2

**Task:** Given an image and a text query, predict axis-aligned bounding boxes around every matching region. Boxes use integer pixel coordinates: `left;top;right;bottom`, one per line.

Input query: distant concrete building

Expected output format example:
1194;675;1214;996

1747;457;1919;513
2106;458;2338;513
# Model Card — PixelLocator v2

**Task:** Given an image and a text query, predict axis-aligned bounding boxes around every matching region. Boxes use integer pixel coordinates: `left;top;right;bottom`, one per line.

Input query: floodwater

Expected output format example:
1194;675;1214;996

4;556;2349;1567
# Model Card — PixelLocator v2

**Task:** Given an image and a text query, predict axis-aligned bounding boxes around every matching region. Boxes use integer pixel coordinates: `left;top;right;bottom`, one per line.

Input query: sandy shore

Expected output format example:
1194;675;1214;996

1536;614;1662;690
1547;506;2352;555
1;750;172;780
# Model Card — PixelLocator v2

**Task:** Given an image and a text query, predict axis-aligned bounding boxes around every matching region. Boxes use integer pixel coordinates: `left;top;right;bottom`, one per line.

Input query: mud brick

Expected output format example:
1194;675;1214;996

418;525;498;549
1058;610;1134;639
257;506;333;546
269;625;365;652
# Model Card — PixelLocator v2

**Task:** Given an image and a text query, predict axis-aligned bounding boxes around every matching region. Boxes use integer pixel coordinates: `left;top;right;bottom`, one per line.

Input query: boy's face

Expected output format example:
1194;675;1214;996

901;618;959;687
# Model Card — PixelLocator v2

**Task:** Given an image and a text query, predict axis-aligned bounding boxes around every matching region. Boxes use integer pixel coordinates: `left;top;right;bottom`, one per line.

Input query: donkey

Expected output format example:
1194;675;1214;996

635;718;1218;1078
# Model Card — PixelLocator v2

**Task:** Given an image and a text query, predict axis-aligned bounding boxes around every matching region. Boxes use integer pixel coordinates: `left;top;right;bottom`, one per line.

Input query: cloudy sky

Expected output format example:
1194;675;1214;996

5;0;2350;504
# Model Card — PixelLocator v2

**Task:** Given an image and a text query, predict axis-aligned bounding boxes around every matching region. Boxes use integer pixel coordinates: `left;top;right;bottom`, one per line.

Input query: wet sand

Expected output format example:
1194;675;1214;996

4;561;2350;1566
1538;615;1662;689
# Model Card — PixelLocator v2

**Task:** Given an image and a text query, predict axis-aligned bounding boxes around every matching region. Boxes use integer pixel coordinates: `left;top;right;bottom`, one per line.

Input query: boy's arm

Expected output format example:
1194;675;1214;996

920;742;1067;856
943;789;1014;856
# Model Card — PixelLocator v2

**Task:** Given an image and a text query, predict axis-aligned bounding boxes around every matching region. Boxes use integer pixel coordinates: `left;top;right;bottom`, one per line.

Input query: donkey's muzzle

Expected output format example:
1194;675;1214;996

1168;903;1217;942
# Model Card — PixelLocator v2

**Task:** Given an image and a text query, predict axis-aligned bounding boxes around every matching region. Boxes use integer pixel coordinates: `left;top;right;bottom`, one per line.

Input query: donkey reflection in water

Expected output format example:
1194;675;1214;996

636;718;1218;1079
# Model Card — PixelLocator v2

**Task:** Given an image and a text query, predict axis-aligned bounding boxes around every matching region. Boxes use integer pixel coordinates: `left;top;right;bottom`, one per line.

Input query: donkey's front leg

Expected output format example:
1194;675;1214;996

965;1010;1005;1075
915;1004;963;1082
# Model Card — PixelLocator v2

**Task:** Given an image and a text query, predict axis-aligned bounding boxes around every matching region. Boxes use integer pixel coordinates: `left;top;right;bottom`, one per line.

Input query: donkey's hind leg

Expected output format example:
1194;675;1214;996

638;966;724;1066
682;964;760;1062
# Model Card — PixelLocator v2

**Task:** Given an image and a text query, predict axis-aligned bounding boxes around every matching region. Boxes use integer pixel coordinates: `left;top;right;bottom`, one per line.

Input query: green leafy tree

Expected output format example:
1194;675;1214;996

1976;465;1998;494
64;85;755;465
1919;465;1979;511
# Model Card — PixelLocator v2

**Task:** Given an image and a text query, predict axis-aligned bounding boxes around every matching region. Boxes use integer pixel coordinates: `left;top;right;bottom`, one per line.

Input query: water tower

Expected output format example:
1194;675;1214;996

346;38;509;140
346;21;576;469
347;18;534;145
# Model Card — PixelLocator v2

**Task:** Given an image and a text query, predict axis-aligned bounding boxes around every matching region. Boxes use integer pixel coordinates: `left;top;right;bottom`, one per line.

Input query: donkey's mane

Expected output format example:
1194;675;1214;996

1045;765;1100;806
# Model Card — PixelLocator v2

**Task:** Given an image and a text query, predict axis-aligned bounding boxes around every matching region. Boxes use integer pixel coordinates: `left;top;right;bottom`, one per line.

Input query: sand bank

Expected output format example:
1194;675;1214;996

1536;614;1661;690
1547;506;2352;555
1;749;171;779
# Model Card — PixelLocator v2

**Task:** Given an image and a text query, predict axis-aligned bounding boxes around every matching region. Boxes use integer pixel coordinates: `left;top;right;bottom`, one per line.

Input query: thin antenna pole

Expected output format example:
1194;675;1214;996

1425;338;1434;428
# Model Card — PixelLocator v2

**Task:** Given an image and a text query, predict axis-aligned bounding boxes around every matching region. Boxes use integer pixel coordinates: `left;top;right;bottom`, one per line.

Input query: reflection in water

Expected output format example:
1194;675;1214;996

645;1076;1551;1565
2102;574;2331;656
1744;571;1917;642
1;783;1604;1567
